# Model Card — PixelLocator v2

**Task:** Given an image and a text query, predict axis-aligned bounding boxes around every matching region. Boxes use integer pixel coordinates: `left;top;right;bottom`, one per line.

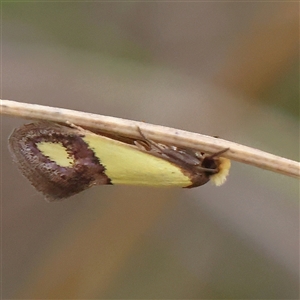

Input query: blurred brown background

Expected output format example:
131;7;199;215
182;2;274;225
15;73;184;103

1;2;299;299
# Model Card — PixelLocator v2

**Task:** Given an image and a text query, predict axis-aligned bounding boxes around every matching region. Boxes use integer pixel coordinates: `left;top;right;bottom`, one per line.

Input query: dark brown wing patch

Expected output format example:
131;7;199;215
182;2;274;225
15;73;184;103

8;122;111;201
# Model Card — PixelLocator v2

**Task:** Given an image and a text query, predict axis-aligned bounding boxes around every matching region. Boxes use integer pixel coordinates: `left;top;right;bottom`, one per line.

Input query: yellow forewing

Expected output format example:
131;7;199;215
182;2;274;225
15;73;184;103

37;142;74;167
83;132;192;187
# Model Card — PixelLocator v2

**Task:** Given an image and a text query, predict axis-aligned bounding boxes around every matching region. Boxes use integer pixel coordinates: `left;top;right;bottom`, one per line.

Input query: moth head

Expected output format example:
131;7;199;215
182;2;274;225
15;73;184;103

200;149;231;186
209;157;231;186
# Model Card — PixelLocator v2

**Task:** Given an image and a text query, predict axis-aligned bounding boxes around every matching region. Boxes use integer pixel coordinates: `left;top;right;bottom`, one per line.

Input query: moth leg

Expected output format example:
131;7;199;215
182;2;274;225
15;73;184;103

135;126;168;153
65;121;85;131
135;127;203;165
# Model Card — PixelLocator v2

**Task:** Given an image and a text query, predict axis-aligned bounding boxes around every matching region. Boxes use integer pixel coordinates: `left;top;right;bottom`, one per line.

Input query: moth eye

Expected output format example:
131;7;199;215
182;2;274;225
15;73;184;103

201;157;218;172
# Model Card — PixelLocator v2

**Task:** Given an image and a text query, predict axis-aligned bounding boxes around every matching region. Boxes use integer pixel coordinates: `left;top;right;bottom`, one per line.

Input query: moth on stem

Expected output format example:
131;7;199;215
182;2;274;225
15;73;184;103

1;99;299;182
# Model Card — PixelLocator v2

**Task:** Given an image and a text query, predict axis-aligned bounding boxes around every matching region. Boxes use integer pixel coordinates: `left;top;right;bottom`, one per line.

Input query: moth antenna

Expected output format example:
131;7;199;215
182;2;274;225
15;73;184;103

207;148;229;159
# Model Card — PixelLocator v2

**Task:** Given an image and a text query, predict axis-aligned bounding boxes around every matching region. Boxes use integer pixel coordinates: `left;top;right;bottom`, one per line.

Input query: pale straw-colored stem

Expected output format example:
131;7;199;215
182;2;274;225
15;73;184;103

1;99;299;179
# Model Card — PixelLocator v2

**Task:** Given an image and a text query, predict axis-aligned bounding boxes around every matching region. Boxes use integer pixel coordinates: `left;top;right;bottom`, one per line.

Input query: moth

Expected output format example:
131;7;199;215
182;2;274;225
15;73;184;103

8;122;231;201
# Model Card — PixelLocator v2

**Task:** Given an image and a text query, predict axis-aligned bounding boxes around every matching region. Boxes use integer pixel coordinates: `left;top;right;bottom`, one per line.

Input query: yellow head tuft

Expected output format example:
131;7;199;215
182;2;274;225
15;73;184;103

209;157;231;186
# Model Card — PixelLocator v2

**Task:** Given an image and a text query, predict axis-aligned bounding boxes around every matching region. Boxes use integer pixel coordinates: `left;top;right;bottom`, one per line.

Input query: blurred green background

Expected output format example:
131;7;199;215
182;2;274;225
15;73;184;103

2;2;299;299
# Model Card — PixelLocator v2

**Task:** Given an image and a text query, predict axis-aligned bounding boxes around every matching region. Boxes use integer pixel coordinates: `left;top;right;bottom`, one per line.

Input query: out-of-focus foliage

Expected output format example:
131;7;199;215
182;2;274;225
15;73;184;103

2;2;299;299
